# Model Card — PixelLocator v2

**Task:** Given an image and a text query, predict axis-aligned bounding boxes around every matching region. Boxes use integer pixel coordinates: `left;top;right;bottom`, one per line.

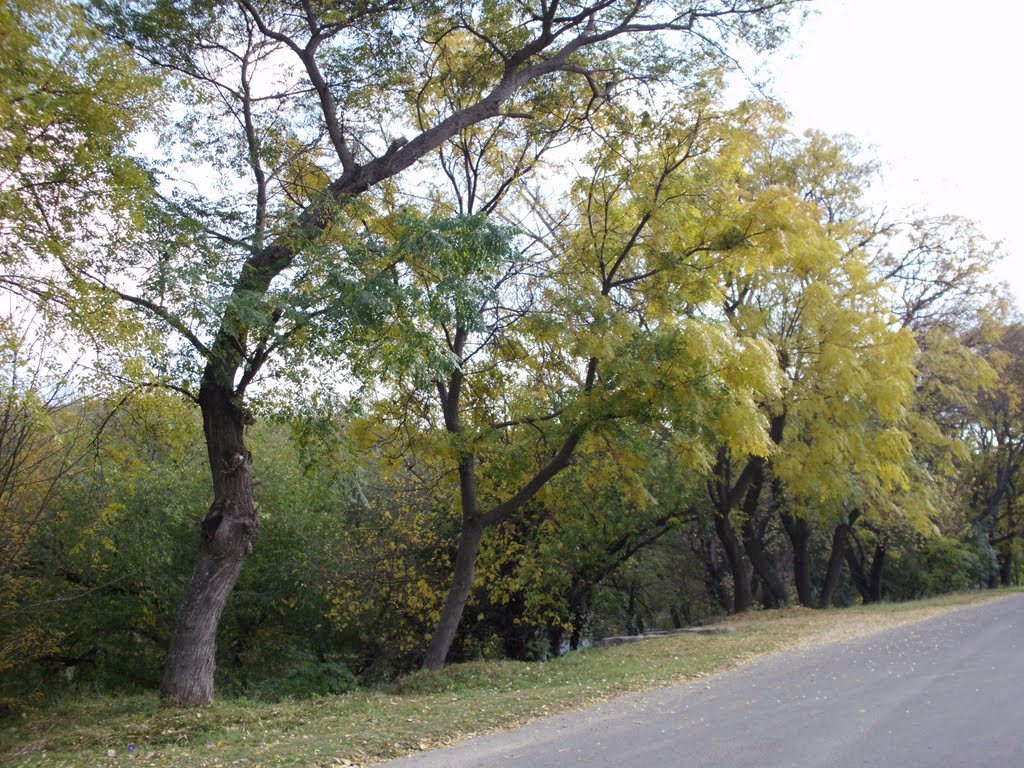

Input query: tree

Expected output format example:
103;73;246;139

963;321;1024;579
0;3;163;692
24;387;206;694
861;216;1007;598
68;0;800;702
478;428;703;653
680;107;918;610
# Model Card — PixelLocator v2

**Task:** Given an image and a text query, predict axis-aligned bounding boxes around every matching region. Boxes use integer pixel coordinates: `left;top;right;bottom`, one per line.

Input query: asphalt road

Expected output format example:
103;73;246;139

380;594;1024;768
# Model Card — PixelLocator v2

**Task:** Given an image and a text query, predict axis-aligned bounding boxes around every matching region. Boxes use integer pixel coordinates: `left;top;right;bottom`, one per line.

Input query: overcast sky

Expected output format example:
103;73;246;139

751;0;1023;308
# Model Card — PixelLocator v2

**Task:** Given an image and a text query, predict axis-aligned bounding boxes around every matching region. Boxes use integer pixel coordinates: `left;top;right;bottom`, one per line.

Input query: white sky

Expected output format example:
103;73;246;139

751;0;1024;309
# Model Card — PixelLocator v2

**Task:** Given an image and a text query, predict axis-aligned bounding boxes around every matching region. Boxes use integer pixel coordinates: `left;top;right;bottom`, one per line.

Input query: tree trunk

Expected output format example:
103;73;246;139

704;558;733;613
781;512;813;608
714;511;752;611
568;581;589;651
423;511;484;671
999;541;1014;586
973;460;1017;526
845;543;871;603
741;516;788;606
669;605;684;629
546;623;564;658
160;383;258;705
818;522;849;608
867;541;886;602
423;348;591;670
739;464;788;606
846;535;885;604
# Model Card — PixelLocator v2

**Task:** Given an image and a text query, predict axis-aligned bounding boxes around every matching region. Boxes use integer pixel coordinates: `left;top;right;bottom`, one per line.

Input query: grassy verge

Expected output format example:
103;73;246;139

2;590;1018;768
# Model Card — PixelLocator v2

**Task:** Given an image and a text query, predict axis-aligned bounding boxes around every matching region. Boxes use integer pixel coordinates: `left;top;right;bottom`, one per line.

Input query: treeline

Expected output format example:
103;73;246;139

1;288;1021;706
1;0;1022;708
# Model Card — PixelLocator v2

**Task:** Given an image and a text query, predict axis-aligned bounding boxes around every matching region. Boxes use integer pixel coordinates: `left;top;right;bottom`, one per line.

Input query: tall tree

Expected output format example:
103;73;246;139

0;313;92;683
700;109;918;610
0;0;161;695
965;322;1024;571
867;215;1007;595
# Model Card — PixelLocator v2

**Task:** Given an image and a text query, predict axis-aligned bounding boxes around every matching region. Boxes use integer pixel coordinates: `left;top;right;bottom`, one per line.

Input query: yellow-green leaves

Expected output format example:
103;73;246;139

0;0;160;262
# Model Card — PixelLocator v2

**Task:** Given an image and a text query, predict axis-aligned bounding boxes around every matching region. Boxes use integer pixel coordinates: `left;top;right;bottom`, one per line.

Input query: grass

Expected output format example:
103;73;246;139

1;589;1019;768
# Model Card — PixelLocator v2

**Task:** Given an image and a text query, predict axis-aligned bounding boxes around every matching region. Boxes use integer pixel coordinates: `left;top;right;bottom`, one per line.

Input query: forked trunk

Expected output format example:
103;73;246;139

160;384;257;705
741;515;788;606
424;352;589;669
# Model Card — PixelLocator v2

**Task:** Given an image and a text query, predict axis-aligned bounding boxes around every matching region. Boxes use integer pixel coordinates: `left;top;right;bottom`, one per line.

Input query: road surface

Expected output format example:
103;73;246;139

380;594;1024;767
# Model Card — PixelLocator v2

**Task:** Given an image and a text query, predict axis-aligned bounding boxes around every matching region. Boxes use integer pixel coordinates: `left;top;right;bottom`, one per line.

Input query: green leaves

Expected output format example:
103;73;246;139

339;213;520;390
395;214;519;333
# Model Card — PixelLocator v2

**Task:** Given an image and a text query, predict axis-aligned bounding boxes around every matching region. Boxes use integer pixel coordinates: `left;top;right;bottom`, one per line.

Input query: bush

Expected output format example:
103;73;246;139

886;535;990;601
243;650;357;701
219;627;357;701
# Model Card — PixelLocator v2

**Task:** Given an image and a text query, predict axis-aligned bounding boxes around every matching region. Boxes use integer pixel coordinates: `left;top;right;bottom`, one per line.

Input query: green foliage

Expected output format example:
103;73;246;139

0;313;91;705
885;535;993;601
23;390;206;694
224;639;356;702
347;213;520;387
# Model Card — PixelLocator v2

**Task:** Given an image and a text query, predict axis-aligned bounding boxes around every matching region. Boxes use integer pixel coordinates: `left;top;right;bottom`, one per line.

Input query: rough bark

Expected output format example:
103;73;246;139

160;383;257;705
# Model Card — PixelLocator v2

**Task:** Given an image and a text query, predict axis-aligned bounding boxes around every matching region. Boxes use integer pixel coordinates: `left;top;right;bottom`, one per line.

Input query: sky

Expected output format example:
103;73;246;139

751;0;1024;308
